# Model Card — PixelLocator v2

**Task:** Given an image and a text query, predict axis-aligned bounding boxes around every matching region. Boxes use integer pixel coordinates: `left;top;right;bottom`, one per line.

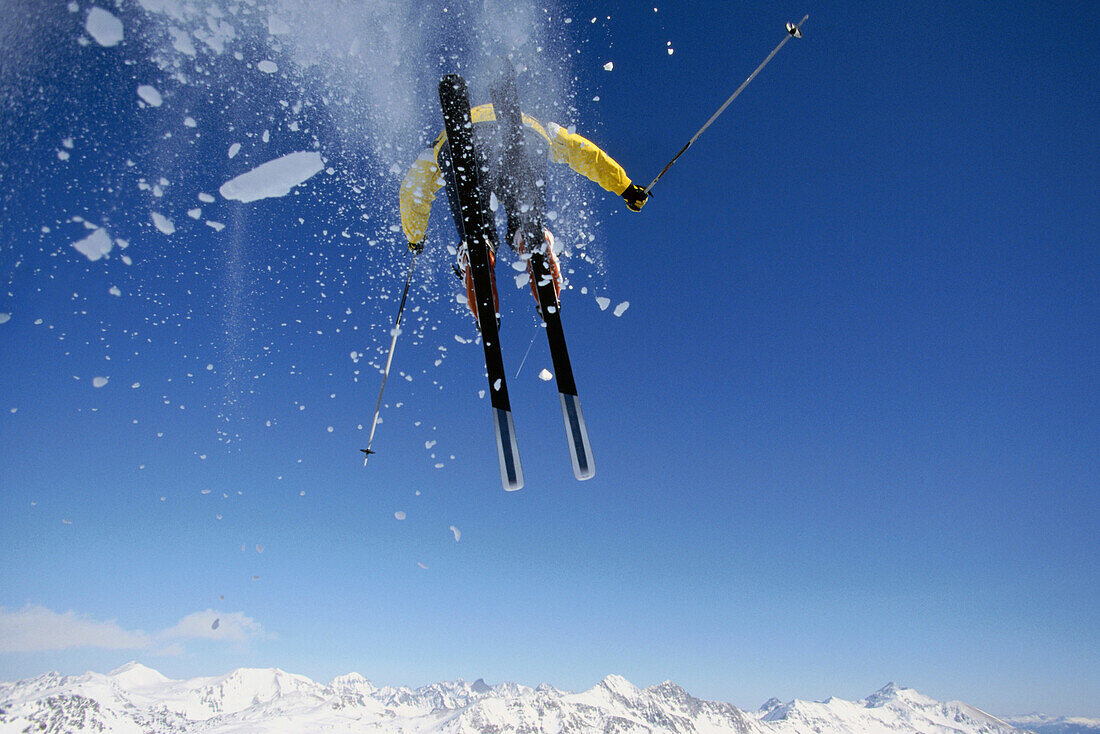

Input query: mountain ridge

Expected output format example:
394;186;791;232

0;662;1088;733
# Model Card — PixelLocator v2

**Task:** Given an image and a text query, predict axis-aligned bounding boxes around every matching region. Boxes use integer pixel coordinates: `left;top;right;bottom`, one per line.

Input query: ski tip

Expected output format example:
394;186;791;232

786;21;803;38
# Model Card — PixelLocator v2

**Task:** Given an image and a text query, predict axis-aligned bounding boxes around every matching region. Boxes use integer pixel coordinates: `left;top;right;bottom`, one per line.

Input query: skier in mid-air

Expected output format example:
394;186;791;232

367;24;805;485
398;101;649;323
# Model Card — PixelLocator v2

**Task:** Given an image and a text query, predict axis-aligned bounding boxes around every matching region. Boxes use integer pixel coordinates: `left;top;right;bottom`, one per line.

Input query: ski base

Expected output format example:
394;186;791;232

559;392;594;481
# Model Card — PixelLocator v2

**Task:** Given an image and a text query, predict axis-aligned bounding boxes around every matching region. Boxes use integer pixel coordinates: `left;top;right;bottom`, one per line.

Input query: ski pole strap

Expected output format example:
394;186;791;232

644;14;807;195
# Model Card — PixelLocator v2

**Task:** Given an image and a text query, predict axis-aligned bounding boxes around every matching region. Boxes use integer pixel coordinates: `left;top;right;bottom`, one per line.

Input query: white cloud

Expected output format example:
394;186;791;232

161;609;264;643
0;605;265;654
0;605;149;652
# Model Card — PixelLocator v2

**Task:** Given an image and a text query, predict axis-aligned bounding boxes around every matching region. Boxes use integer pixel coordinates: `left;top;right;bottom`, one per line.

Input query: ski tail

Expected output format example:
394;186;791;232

494;406;524;490
559;392;594;480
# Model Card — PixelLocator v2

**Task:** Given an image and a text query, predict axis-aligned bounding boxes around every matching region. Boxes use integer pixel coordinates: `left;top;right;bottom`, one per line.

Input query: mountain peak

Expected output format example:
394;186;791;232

864;682;941;710
108;661;169;688
598;673;639;698
331;672;374;691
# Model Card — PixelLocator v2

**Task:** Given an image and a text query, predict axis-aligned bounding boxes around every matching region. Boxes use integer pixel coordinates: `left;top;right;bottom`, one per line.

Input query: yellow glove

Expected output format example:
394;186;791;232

621;183;649;212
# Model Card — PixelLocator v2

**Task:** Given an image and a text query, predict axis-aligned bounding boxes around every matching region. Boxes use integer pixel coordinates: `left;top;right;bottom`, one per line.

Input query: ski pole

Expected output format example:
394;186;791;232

362;250;419;464
644;15;808;195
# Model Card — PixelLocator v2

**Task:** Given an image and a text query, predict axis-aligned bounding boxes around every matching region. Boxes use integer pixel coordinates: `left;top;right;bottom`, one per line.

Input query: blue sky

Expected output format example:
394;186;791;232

1;0;1097;720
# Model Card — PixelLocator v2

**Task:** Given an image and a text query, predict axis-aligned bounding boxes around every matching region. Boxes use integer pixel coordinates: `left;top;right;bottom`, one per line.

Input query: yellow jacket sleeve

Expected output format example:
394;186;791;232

546;122;631;196
399;148;444;245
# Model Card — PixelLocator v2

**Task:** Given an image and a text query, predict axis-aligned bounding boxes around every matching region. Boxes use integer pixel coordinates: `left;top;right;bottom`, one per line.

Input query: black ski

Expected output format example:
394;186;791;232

439;74;524;491
490;62;595;481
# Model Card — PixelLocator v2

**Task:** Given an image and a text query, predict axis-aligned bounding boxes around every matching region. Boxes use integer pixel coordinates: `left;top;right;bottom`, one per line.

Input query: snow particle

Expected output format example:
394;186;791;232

0;313;10;324
538;368;553;381
613;301;631;317
137;85;163;107
92;376;108;388
596;296;611;311
72;228;113;261
257;60;278;74
394;511;406;520
603;61;614;71
151;212;175;234
220;152;325;203
228;143;241;158
450;525;461;542
85;8;123;47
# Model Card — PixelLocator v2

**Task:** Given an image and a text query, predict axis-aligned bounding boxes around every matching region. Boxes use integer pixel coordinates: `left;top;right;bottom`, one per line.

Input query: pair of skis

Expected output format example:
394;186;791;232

438;65;593;491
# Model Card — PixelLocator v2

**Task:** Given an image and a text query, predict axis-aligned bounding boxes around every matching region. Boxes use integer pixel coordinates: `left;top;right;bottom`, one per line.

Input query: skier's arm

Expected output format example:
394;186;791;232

399;148;444;249
545;122;646;210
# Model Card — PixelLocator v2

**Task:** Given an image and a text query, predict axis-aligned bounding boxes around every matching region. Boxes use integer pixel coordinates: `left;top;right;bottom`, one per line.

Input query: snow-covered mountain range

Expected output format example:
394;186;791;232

0;662;1094;733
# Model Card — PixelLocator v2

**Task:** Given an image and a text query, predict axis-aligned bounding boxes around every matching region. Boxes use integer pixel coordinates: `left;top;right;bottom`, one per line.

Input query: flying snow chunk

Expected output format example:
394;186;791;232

596;296;611;311
92;376;109;388
603;61;614;71
151;212;175;234
219;152;324;203
257;60;278;74
137;85;163;107
394;511;406;521
72;228;113;261
86;8;124;47
538;368;553;381
228;143;241;158
168;27;196;56
0;313;11;324
614;301;630;317
450;525;461;542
